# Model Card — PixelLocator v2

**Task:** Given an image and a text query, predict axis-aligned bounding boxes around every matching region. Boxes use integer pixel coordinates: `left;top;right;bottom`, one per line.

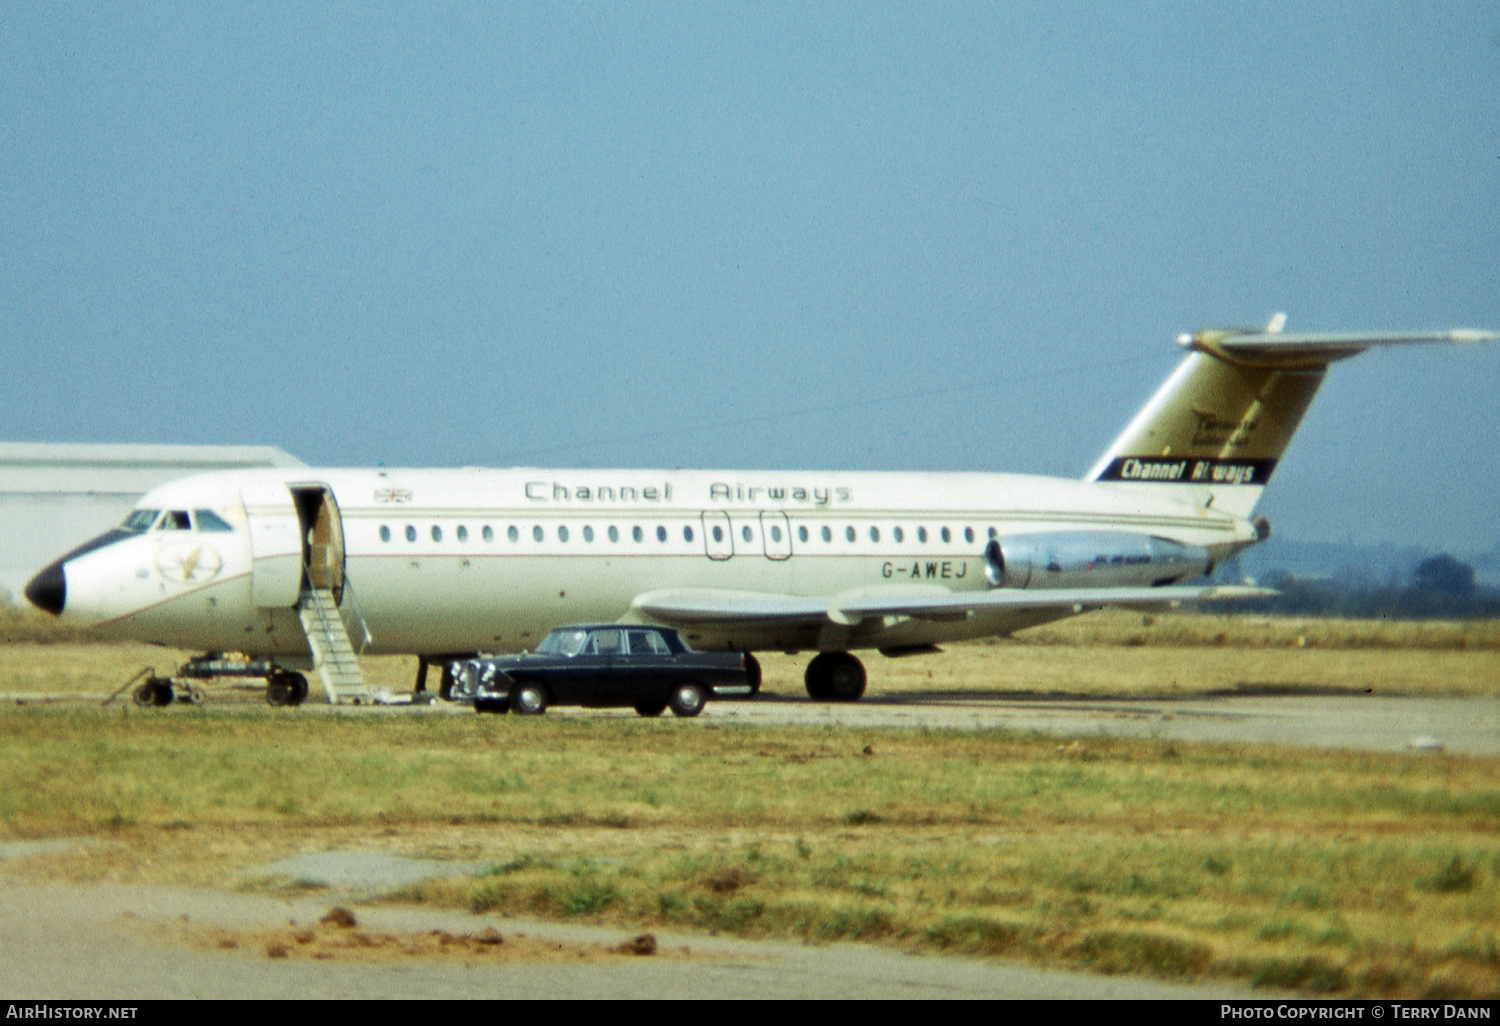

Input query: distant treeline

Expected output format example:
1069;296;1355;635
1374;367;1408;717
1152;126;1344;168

1222;554;1500;619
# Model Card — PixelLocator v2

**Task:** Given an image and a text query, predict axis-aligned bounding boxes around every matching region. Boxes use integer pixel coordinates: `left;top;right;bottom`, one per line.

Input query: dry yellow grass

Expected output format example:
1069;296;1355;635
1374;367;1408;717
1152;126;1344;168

0;704;1495;997
4;609;1499;702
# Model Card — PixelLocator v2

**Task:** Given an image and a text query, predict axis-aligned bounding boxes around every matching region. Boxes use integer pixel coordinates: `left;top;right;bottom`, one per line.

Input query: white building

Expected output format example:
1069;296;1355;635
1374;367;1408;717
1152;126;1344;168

1;442;304;604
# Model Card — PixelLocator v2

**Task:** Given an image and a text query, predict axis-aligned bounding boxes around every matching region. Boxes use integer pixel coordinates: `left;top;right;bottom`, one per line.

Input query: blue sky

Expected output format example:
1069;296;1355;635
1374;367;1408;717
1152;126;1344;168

3;2;1497;550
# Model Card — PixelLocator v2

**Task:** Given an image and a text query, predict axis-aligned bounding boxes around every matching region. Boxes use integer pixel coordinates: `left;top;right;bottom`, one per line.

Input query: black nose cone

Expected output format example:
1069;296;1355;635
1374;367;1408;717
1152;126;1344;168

24;561;66;616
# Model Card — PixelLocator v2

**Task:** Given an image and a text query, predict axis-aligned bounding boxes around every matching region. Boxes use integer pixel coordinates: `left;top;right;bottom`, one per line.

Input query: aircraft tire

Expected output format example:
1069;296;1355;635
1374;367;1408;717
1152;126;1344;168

286;672;309;707
266;674;292;707
668;682;707;718
804;657;830;700
510;683;549;716
135;677;174;707
805;653;865;702
826;655;866;702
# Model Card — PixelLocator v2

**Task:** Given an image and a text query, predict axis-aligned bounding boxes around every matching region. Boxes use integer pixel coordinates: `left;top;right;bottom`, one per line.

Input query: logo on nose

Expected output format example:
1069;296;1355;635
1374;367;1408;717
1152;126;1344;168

155;544;223;584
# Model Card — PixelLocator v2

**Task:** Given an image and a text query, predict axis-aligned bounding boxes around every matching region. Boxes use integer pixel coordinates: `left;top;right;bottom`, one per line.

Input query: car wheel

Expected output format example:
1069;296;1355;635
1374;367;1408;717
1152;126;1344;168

475;698;509;714
633;701;668;717
668;682;707;718
743;653;762;696
510;683;549;715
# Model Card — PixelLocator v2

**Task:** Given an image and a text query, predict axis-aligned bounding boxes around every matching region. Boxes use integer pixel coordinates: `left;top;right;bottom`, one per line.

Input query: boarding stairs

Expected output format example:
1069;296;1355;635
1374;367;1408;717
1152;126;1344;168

297;586;373;705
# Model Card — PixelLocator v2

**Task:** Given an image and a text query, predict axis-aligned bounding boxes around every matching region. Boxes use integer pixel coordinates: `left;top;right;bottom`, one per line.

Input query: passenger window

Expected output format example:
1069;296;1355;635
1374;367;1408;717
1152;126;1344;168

771;525;782;542
964;527;975;544
379;525;391;543
161;510;191;531
632;526;643;542
431;525;443;542
628;630;666;655
821;526;832;543
483;525;494;542
533;526;544;542
869;526;880;543
609;525;620;542
405;525;417;542
507;525;519;542
590;630;623;654
683;525;694;542
742;526;753;543
941;527;952;543
584;525;595;542
656;525;667;542
457;525;469;543
844;526;855;542
894;526;904;543
195;509;234;532
558;525;569;542
918;526;928;543
798;526;809;543
713;525;724;542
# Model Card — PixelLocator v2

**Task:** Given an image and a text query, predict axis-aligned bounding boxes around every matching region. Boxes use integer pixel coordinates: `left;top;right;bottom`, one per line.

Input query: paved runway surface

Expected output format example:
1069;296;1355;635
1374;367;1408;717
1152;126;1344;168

696;691;1500;756
0;876;1259;1000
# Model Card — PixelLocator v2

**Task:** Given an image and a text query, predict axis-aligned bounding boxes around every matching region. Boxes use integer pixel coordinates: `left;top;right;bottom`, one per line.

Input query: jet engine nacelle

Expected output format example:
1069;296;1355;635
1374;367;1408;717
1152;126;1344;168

984;531;1212;590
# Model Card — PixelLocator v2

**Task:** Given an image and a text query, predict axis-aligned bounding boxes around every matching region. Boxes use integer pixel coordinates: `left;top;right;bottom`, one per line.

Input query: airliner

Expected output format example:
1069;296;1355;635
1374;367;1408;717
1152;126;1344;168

24;319;1497;705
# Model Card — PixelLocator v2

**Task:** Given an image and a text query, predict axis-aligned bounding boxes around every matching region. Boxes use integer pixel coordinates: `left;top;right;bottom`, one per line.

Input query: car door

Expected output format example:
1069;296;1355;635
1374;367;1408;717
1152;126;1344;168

582;627;626;704
624;628;674;699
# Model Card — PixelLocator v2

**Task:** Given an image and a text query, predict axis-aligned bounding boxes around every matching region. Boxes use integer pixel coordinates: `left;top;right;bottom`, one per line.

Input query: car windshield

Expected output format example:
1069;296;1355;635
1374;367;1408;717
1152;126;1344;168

536;629;589;657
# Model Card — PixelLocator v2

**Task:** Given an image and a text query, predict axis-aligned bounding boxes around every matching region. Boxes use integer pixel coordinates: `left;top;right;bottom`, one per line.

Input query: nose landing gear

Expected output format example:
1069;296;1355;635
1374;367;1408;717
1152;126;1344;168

265;670;310;707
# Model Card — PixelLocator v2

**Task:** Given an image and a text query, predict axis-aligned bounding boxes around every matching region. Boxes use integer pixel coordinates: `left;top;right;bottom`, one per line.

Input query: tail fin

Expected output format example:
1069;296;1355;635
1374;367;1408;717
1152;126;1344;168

1085;316;1497;519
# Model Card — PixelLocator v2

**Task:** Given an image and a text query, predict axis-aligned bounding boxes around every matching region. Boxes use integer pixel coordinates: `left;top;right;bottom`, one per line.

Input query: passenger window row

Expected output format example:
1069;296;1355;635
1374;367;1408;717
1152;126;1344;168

376;522;998;547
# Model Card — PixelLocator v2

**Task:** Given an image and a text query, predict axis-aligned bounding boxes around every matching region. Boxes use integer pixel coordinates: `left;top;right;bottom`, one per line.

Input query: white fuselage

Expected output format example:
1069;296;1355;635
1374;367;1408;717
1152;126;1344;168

51;465;1257;662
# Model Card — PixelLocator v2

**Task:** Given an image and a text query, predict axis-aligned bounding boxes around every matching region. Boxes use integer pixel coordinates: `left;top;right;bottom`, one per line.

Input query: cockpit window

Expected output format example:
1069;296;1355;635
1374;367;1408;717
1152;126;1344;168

195;509;234;532
122;509;159;533
160;510;192;531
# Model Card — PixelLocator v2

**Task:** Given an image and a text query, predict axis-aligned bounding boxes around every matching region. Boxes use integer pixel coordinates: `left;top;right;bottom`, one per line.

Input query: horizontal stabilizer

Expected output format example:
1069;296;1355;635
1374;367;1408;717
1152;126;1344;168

631;584;1275;629
1181;327;1499;367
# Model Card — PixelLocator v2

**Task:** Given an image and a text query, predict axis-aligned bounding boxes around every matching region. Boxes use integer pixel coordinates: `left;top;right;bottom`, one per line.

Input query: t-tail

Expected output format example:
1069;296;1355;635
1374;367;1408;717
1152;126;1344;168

1085;315;1498;520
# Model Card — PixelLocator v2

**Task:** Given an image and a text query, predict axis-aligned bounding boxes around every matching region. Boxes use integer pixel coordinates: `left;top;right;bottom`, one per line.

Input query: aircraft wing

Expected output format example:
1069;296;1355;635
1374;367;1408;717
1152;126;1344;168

630;584;1274;629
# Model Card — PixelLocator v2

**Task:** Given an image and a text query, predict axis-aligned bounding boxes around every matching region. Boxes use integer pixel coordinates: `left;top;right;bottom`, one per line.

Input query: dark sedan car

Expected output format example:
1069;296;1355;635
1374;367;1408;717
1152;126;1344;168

454;624;753;717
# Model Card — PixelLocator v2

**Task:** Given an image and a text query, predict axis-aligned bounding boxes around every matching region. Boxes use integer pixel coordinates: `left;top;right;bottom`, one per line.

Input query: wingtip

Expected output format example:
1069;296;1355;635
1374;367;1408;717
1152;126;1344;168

1449;329;1500;344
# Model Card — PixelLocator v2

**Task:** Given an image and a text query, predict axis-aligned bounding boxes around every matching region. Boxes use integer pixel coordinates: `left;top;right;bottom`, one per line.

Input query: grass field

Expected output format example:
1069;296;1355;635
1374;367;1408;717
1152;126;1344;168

1;609;1497;997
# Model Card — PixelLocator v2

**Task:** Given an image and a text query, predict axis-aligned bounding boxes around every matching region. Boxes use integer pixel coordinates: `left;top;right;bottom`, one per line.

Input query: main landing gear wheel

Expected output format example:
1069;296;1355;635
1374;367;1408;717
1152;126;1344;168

804;652;866;702
266;671;309;707
668;682;707;718
133;677;174;707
